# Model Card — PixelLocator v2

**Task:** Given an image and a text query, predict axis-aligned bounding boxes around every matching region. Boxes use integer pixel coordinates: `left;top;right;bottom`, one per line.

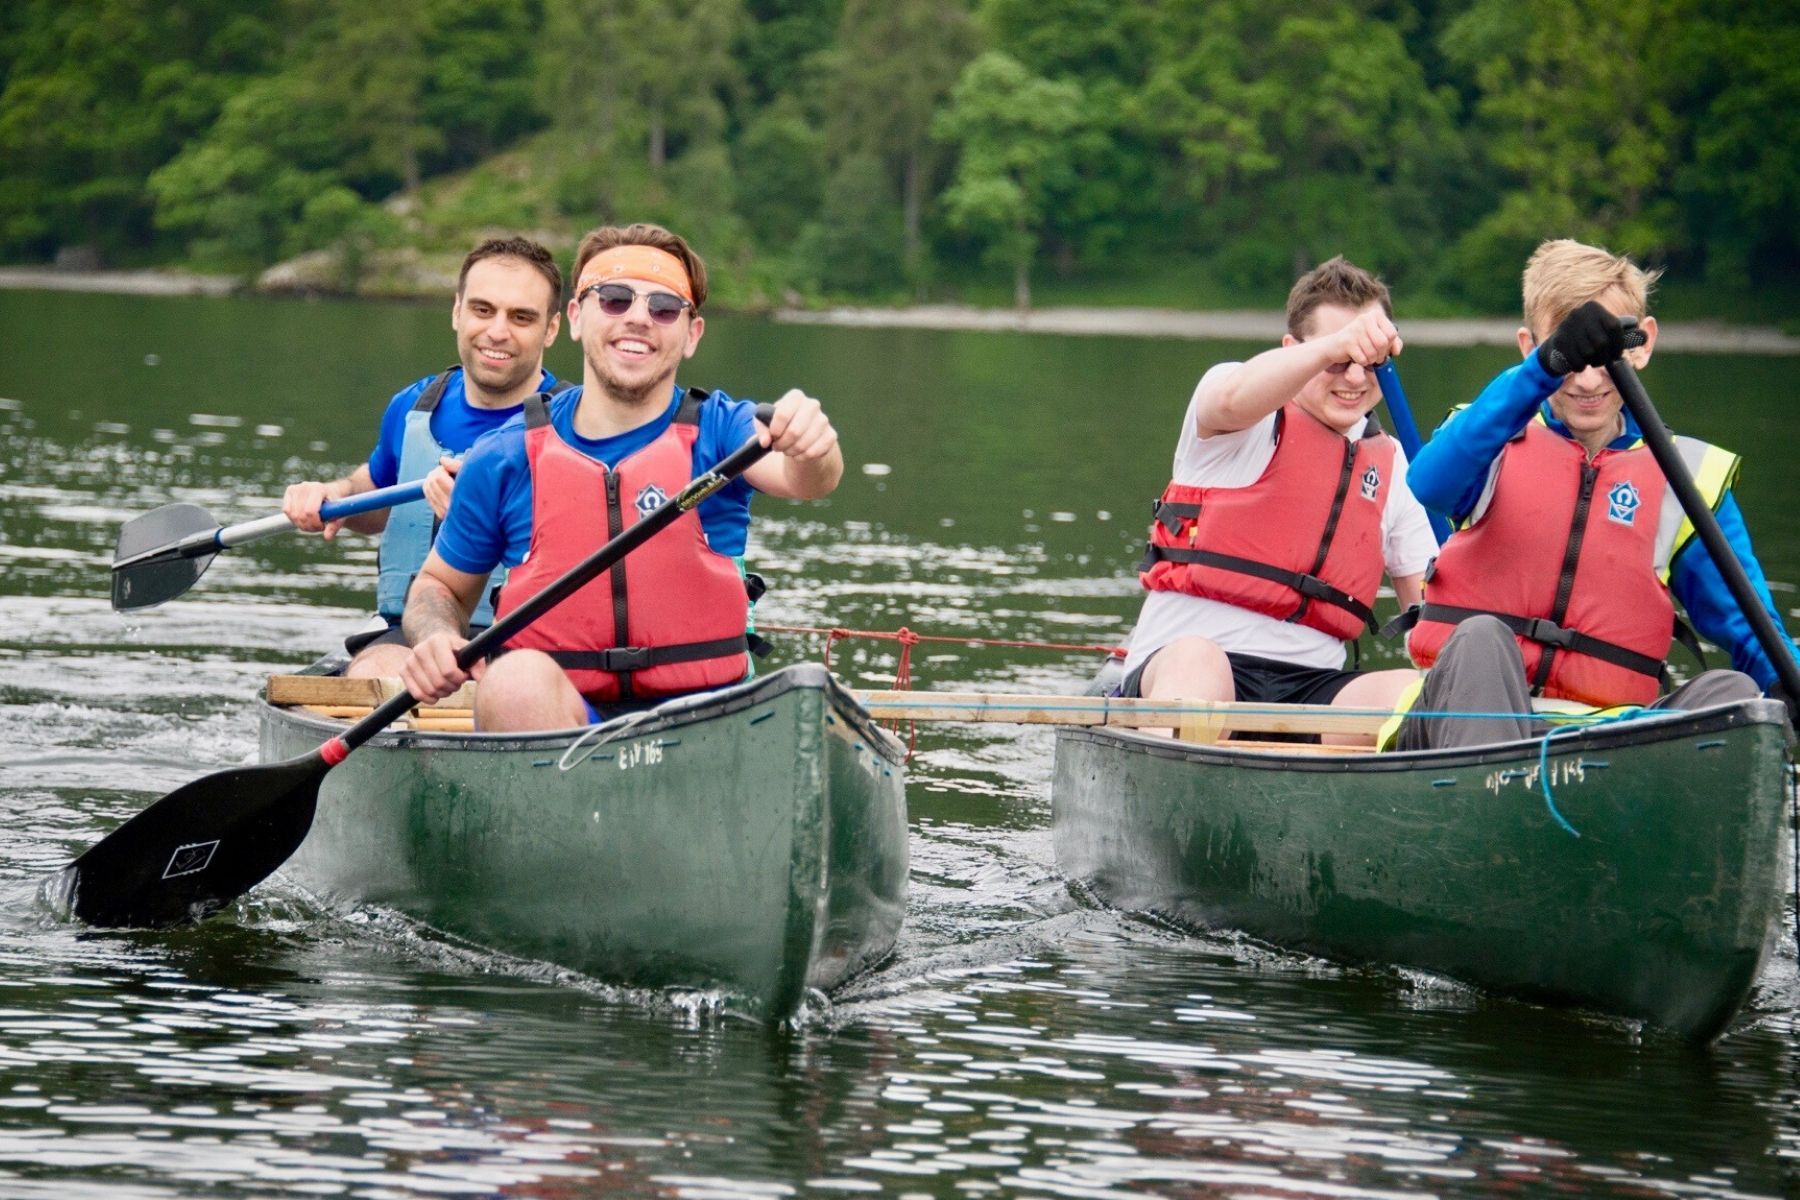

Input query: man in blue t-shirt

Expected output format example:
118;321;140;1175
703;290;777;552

280;237;564;678
398;222;843;732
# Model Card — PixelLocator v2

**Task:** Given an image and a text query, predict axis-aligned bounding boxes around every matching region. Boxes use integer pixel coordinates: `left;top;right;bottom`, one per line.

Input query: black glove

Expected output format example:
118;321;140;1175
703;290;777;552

1537;300;1627;376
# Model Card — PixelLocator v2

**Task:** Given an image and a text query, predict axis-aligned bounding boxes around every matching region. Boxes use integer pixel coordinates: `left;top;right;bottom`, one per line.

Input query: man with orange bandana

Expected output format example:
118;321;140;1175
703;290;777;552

1118;257;1438;742
395;223;842;732
1389;239;1795;750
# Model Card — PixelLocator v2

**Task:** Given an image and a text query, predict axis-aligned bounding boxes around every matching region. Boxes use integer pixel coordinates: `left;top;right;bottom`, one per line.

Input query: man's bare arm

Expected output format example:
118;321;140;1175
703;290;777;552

401;552;486;645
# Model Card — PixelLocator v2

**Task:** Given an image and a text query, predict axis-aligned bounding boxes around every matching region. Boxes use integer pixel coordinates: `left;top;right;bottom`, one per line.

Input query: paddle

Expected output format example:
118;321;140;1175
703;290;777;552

112;480;427;611
1601;357;1800;702
63;404;777;928
1373;360;1449;544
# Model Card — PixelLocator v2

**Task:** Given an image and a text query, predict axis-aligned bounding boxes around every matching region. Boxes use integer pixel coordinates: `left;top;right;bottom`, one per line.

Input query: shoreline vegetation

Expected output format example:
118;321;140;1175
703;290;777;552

6;265;1796;356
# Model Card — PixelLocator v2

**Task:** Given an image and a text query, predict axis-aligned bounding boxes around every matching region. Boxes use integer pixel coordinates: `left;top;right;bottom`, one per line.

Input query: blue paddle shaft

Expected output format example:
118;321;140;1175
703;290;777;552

321;480;428;522
213;481;429;551
1374;361;1450;545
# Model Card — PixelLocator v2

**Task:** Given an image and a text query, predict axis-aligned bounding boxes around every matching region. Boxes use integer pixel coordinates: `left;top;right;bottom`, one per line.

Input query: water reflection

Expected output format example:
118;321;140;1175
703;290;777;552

0;290;1795;1198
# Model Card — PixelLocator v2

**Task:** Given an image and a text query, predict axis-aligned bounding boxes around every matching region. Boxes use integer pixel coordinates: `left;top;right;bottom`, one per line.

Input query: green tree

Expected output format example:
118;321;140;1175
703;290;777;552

1440;0;1680;305
734;95;827;246
827;0;977;281
794;152;905;294
1128;0;1460;290
146;70;357;266
933;51;1083;308
543;0;742;176
0;0;284;261
311;1;440;195
1665;0;1800;290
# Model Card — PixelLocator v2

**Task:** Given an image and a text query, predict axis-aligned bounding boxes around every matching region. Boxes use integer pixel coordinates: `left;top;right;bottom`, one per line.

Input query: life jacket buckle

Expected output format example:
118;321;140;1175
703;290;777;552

1521;617;1574;648
597;645;654;672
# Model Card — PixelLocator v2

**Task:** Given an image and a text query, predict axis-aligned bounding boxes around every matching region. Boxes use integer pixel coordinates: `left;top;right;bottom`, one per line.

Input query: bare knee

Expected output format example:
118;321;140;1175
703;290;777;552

1141;637;1234;703
345;640;412;679
475;650;586;732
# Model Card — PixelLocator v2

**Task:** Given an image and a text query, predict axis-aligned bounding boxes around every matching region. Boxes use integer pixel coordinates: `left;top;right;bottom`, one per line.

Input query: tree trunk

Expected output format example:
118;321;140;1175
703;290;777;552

903;148;923;274
649;111;666;174
1014;258;1032;311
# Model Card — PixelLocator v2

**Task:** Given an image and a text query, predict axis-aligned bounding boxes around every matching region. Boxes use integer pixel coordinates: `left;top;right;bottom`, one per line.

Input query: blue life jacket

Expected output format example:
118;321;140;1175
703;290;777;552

375;369;571;624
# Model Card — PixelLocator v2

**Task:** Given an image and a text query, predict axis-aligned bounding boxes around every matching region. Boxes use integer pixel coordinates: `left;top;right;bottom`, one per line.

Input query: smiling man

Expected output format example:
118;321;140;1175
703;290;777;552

1390;238;1796;749
282;236;565;678
1117;257;1437;741
395;222;842;732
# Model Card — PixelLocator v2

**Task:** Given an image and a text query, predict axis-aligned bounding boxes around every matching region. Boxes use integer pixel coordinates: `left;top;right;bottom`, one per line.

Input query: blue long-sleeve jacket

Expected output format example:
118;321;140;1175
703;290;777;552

1409;355;1798;690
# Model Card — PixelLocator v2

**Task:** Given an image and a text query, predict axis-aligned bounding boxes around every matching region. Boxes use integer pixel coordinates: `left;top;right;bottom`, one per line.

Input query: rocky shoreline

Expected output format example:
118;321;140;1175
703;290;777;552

5;267;1794;354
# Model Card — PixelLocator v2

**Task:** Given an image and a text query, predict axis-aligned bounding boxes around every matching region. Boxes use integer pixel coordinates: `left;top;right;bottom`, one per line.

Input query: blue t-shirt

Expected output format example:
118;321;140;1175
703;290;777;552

433;385;760;576
366;366;559;488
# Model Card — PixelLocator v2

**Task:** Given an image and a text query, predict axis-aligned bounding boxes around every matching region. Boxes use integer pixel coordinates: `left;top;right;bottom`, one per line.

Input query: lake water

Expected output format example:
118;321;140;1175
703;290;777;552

0;288;1795;1198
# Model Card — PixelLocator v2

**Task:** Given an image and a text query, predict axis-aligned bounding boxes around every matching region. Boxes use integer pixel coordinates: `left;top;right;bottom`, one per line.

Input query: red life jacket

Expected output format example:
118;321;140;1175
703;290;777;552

1405;419;1674;707
491;390;749;702
1138;403;1396;641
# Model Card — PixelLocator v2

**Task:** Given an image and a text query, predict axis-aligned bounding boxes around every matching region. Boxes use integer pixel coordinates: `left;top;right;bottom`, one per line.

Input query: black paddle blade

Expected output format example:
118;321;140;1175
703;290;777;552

61;752;328;928
112;501;219;611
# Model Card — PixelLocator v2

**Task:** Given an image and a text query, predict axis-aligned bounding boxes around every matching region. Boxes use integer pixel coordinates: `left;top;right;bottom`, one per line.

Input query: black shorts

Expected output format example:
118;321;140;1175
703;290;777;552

1120;649;1361;706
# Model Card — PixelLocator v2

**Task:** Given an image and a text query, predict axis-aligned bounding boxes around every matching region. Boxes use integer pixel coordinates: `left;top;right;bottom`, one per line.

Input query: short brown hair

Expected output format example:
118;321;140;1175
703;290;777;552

459;236;562;311
571;223;710;310
1522;239;1660;340
1285;256;1392;337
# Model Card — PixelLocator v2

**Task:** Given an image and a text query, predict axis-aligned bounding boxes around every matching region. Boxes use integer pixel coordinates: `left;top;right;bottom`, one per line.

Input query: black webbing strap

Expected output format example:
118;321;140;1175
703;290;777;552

410;368;456;413
1415;603;1666;681
1140;544;1379;633
1151;499;1201;536
1531;463;1600;691
548;634;752;673
1290;437;1359;627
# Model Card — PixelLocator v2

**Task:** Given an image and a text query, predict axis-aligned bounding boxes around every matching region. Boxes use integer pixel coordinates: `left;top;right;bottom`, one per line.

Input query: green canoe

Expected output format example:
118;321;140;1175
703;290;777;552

259;663;909;1020
1052;699;1794;1041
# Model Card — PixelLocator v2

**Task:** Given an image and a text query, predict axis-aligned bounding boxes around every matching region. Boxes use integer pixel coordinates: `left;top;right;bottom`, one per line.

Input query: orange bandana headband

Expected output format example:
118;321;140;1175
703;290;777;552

576;245;695;304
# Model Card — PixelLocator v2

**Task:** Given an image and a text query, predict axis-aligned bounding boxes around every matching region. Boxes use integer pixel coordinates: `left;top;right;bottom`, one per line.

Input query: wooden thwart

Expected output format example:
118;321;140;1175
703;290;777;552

852;690;1391;739
268;675;476;710
266;677;1391;744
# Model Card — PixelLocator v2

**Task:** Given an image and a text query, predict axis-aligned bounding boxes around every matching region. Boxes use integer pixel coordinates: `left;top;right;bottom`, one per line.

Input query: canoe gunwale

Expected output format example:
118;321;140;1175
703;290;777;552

1057;697;1793;772
261;660;906;765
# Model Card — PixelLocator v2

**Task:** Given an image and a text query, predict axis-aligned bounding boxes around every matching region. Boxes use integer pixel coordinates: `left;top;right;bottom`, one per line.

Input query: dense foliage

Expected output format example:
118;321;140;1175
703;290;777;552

2;0;1795;311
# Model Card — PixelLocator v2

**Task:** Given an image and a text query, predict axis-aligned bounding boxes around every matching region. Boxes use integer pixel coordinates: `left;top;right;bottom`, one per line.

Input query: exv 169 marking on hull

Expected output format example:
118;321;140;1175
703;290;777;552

617;740;665;772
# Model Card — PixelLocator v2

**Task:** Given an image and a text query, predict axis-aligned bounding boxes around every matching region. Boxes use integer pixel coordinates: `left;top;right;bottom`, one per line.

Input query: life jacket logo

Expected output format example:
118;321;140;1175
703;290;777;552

1606;480;1641;525
1360;465;1381;501
634;484;669;519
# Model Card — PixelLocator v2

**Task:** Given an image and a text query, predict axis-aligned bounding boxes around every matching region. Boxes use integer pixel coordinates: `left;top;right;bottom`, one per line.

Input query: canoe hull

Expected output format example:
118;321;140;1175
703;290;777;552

260;664;908;1019
1053;701;1793;1040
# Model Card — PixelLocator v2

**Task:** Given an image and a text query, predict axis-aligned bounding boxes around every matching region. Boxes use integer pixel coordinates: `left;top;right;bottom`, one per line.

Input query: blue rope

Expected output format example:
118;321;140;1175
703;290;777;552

1531;709;1648;838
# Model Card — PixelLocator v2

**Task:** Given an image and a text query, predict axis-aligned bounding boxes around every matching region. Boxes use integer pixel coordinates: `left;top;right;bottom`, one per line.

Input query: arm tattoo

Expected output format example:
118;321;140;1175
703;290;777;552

403;578;471;646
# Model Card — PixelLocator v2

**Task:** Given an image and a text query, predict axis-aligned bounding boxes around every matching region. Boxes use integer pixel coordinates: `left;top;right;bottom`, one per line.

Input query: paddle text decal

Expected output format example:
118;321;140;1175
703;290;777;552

163;840;220;879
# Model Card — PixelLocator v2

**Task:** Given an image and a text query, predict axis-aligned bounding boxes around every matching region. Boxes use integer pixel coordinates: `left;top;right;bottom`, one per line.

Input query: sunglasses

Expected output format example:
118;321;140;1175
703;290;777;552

581;282;693;325
1322;358;1386;375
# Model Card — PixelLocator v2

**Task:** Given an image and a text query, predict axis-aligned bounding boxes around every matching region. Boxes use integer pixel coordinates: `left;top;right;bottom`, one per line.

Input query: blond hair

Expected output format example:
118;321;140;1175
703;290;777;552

1522;239;1661;339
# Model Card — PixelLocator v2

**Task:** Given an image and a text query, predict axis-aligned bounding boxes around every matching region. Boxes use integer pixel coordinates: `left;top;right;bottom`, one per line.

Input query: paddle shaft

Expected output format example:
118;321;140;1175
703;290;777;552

113;480;428;569
1607;360;1800;700
325;405;778;759
1373;360;1449;544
